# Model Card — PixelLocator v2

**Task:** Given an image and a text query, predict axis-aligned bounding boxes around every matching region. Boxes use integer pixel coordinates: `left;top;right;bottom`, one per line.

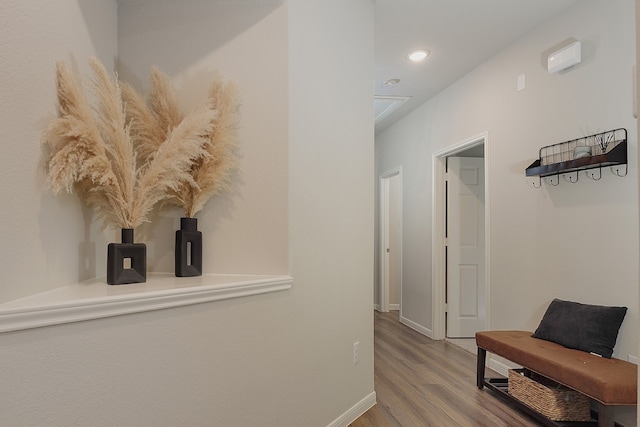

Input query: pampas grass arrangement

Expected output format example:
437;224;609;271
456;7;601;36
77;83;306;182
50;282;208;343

43;58;216;230
42;57;239;281
122;67;240;218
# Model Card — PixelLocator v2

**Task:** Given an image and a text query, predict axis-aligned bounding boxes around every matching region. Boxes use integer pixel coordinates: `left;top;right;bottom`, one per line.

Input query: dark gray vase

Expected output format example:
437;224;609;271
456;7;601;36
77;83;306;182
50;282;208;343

175;217;203;277
107;228;146;285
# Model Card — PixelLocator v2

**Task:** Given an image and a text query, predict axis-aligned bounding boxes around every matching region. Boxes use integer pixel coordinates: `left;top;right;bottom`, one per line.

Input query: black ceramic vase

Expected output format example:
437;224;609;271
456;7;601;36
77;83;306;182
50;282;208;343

107;228;147;285
175;217;203;277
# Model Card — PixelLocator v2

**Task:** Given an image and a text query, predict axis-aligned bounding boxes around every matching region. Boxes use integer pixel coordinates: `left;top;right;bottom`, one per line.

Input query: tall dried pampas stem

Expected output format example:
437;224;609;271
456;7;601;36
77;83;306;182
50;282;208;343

42;58;215;230
149;67;184;141
121;82;164;164
132;68;240;218
44;61;127;228
185;80;238;217
121;66;184;164
131;103;215;224
184;78;240;218
88;58;137;226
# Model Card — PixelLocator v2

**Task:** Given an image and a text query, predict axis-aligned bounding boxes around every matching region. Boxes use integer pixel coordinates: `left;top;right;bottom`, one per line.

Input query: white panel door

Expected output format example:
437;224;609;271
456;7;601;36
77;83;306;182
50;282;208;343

446;157;485;338
380;170;402;312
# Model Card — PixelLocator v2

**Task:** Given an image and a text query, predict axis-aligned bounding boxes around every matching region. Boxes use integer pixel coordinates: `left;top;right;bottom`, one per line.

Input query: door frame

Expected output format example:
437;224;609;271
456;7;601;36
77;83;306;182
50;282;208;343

379;167;402;313
431;133;491;340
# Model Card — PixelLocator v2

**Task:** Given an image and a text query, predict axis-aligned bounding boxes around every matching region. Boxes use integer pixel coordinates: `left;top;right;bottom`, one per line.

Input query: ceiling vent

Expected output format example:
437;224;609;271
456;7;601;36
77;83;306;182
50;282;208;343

374;95;410;124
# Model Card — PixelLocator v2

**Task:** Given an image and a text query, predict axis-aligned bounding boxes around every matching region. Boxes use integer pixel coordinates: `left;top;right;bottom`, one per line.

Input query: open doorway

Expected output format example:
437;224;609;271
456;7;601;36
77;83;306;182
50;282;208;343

379;167;402;314
432;133;490;352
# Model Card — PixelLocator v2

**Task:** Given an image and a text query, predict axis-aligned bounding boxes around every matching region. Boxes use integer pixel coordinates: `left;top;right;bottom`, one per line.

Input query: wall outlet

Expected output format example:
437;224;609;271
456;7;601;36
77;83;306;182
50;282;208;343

628;355;638;365
353;341;360;364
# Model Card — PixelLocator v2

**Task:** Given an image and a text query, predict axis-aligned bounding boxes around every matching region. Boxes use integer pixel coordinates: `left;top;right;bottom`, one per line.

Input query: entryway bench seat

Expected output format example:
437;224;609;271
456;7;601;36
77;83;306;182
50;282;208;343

475;330;637;427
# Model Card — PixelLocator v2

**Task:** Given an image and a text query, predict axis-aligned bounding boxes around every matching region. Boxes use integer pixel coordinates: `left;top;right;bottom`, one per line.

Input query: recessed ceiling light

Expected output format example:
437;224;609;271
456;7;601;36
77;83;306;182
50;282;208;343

384;78;401;86
407;49;429;62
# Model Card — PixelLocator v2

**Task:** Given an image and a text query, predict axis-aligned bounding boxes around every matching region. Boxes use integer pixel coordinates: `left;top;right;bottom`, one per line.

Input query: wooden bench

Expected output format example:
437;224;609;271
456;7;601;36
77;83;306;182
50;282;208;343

476;330;637;427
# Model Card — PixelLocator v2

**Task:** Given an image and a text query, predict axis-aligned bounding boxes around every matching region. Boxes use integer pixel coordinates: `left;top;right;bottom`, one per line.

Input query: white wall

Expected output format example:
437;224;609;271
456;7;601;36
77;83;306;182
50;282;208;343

377;1;637;422
0;0;117;303
0;0;375;425
288;1;375;421
376;115;434;328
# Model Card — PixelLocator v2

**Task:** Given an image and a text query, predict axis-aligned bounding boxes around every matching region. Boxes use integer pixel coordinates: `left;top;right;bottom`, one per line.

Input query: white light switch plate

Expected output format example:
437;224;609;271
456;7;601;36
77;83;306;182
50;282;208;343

517;73;526;92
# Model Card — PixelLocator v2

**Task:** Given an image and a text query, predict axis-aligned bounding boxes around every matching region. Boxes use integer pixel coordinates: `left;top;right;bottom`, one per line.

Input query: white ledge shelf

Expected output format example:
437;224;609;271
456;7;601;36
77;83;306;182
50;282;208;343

0;273;293;333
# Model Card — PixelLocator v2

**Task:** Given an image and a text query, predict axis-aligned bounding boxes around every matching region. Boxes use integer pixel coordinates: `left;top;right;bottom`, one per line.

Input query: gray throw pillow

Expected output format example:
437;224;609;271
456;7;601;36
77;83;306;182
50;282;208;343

532;298;627;358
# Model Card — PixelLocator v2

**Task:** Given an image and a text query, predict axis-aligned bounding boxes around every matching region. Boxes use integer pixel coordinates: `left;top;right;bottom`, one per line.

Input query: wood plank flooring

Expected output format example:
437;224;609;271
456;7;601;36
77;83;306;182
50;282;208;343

350;311;540;427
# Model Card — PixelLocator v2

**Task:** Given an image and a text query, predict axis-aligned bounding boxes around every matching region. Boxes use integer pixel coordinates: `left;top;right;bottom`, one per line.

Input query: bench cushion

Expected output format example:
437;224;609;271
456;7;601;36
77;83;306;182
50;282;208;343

476;330;637;405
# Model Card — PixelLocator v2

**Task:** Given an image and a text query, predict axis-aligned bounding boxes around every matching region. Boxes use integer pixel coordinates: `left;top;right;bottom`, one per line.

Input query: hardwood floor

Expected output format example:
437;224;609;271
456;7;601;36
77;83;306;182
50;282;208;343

350;311;540;427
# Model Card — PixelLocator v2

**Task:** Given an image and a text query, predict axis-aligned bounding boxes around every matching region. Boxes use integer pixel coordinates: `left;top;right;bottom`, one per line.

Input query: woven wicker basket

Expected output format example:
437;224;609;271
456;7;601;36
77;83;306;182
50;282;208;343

508;369;591;422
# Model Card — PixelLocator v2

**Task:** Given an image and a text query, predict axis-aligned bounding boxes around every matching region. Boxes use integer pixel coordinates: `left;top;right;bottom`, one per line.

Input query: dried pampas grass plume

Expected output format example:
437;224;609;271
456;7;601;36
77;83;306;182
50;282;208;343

125;67;240;218
42;58;216;230
184;78;240;218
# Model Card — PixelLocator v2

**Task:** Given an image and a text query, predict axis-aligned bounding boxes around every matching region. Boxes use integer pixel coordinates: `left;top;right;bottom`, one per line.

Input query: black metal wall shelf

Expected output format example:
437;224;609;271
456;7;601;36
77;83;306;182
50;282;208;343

525;128;627;187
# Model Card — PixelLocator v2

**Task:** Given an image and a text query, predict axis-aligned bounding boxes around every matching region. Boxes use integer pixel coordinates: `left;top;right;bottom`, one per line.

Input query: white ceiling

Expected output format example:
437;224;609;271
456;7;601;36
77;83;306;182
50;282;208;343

374;0;580;134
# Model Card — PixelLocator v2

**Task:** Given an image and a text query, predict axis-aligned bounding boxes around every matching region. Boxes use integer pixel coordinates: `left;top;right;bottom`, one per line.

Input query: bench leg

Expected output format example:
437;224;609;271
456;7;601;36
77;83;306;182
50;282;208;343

477;347;487;389
597;403;614;427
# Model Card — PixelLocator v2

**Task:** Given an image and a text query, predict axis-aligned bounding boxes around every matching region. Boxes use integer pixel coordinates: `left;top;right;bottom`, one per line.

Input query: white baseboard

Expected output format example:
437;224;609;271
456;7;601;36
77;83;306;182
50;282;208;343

389;304;399;311
488;356;520;378
326;391;376;427
374;304;381;311
399;315;433;339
